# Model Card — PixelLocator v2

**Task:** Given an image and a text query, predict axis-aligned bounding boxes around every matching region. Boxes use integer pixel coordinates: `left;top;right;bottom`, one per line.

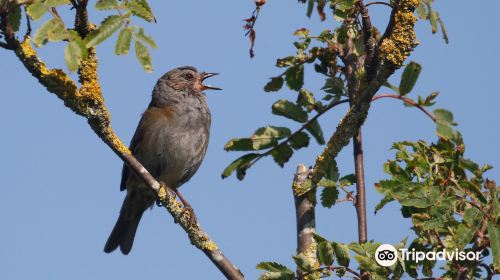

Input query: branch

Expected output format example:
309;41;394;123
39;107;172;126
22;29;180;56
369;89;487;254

371;94;436;121
1;28;244;279
292;164;318;280
310;0;419;185
365;1;393;8
356;0;376;80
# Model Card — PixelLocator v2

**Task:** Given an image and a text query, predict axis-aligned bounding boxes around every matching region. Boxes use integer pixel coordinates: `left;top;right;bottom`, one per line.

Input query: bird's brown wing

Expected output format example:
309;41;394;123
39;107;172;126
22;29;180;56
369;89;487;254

120;116;147;191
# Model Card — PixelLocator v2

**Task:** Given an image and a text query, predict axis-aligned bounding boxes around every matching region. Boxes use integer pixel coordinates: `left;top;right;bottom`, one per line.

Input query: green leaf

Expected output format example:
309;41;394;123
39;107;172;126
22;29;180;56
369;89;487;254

321;187;339;208
355;255;379;271
134;27;157;48
436;123;456;140
7;6;21;32
115;28;133;55
317;241;334;266
289;132;310;150
270;144;293;167
45;0;69;7
33;18;59;47
488;222;500;271
221;153;259;180
272;99;308;123
325;159;339;181
126;0;155;22
64;37;88;72
416;3;428;19
306;0;314;18
134;40;153;72
285;64;304;91
399;61;422;96
47;21;70;42
297;89;317;111
259;272;294;280
27;2;48;20
223;138;254;151
85;15;124;48
305;119;325;144
252;126;291;150
95;0;119;10
339;174;356;187
433;109;455;125
322;77;344;95
293;253;314;273
336;0;356;11
264;77;284;92
256;261;293;273
333;242;351;267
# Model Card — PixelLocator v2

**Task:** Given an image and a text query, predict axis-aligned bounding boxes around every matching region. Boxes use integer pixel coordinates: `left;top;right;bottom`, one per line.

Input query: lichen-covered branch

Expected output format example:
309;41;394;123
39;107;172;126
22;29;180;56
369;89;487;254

292;164;318;280
310;0;419;184
2;27;244;280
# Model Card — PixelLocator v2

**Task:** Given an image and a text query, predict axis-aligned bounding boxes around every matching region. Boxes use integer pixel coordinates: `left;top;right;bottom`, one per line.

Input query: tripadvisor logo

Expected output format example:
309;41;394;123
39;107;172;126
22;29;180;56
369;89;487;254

374;244;481;267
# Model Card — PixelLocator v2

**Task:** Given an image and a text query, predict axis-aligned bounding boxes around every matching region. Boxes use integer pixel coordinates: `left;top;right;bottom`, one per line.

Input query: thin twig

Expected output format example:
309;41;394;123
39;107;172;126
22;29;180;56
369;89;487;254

371;94;436;121
365;1;393;8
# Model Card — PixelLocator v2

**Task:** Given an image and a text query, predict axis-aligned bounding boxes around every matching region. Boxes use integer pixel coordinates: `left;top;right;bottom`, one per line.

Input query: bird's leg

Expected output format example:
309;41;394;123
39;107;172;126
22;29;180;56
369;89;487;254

174;188;198;225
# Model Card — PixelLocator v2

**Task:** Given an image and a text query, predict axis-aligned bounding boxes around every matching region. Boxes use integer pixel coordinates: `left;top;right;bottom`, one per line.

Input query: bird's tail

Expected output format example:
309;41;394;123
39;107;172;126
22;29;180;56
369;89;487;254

104;194;145;255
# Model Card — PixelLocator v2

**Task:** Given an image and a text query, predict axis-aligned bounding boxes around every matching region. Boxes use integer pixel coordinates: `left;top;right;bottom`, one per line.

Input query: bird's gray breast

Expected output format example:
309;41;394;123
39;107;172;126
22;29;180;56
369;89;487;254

154;96;211;187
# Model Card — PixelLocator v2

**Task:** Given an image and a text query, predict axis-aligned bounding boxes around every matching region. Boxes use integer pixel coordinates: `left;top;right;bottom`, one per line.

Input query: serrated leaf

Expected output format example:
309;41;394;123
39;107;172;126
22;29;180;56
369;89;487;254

264;77;284;92
45;0;69;7
334;242;351;267
270;144;293;167
272;99;308;123
221;153;259;180
285;64;304;91
134;40;153;72
259;271;295;280
289;131;309;150
64;38;87;72
317;241;334;266
293;253;314;273
7;6;21;32
33;18;59;47
321;187;339;208
399;61;422;96
115;28;132;55
305;119;324;144
85;15;123;48
256;261;293;273
336;0;356;11
95;0;119;10
126;0;155;22
27;2;48;20
134;27;157;48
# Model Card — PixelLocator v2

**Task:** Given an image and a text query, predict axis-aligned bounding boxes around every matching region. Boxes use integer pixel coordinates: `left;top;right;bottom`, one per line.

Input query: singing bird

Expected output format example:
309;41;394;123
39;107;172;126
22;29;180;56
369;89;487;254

104;66;220;254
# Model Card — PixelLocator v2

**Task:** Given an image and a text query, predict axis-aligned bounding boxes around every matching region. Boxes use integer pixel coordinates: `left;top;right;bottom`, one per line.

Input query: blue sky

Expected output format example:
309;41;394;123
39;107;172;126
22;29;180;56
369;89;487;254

1;1;499;279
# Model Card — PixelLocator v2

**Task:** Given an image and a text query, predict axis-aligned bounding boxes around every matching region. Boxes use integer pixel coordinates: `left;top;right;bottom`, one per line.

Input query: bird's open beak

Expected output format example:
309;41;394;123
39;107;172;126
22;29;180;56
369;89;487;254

201;72;222;90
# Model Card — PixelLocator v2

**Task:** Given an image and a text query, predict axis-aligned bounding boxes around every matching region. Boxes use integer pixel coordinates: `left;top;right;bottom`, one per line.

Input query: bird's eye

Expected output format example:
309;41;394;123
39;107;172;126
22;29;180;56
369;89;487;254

183;73;194;80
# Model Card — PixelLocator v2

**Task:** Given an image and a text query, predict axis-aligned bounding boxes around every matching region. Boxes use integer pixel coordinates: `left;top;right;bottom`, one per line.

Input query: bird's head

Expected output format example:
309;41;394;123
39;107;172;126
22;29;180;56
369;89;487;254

163;66;221;93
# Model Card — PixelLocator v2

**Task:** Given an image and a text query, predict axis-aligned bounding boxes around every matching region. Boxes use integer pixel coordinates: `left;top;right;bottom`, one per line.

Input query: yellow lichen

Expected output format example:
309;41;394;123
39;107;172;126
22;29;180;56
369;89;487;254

379;0;420;67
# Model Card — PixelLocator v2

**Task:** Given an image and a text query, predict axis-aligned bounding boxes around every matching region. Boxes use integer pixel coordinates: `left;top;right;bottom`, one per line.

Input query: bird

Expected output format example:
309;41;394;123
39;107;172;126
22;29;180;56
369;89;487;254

104;66;220;255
